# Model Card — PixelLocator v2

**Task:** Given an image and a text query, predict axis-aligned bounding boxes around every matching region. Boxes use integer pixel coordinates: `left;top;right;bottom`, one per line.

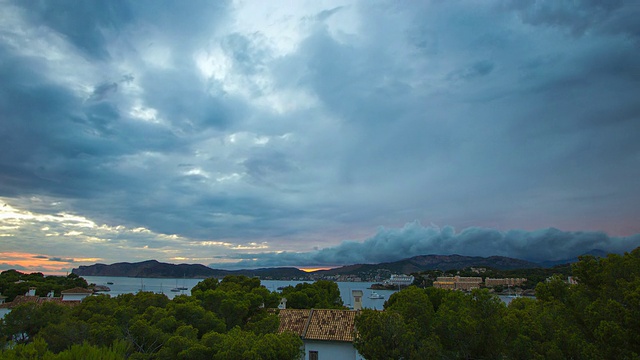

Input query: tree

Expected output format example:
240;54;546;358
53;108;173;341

354;287;442;360
1;302;69;344
280;281;343;309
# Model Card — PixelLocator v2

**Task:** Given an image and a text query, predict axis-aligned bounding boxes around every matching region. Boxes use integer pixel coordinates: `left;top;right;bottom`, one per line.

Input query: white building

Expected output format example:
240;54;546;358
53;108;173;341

277;308;365;360
61;287;93;301
388;274;415;287
0;287;91;318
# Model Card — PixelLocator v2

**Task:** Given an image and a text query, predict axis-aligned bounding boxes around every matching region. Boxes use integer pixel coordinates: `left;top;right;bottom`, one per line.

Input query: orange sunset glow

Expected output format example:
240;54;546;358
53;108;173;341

299;267;334;272
0;252;101;275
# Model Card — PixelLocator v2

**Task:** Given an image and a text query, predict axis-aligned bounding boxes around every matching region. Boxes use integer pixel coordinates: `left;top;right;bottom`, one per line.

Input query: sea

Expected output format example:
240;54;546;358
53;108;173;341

82;276;519;309
83;276;398;310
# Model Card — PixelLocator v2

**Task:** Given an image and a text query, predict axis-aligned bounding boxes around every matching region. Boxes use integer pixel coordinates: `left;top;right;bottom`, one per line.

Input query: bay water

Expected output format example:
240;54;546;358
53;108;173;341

82;276;395;310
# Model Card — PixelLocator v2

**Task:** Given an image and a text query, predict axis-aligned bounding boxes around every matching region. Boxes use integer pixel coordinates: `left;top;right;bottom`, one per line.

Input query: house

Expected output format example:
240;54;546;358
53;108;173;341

61;287;93;301
0;287;90;318
277;308;365;360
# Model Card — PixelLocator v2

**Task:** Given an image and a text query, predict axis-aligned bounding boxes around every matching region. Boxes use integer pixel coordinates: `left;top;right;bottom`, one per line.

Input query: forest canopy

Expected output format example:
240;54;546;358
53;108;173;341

1;248;639;359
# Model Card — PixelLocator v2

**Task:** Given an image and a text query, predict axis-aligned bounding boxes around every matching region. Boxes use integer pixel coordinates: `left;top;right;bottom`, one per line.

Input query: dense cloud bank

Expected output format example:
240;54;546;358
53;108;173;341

212;222;640;268
1;1;639;271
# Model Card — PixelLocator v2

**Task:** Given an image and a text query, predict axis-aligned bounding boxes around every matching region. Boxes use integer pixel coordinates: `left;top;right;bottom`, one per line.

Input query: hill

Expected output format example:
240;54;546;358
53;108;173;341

72;260;307;279
72;254;539;280
314;254;538;278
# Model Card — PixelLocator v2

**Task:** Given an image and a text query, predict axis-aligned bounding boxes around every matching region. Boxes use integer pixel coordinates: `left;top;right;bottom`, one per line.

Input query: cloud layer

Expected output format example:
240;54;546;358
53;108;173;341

211;222;640;268
0;0;639;272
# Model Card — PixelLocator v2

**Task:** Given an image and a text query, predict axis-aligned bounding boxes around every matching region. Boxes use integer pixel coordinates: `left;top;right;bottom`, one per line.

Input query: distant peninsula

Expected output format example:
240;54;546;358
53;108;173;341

72;260;307;279
72;254;544;280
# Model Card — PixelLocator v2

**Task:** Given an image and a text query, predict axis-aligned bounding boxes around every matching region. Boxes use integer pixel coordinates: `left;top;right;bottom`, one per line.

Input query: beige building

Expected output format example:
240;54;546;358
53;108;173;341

433;280;455;290
433;276;482;291
484;278;526;287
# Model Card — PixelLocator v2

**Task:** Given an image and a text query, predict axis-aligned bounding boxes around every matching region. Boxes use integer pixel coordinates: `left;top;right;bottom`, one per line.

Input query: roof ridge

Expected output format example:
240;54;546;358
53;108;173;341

301;308;314;339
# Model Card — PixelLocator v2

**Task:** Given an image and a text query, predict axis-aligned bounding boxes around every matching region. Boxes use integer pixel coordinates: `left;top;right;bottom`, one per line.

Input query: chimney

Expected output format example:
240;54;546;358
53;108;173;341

278;297;287;310
352;290;363;310
26;287;36;297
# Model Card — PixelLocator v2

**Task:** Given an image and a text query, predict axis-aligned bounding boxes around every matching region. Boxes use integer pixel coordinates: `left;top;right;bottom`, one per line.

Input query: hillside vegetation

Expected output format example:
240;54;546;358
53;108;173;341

1;247;638;359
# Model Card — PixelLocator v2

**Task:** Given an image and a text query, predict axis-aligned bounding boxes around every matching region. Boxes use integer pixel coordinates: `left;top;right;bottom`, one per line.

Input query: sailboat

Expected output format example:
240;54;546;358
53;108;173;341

171;276;188;292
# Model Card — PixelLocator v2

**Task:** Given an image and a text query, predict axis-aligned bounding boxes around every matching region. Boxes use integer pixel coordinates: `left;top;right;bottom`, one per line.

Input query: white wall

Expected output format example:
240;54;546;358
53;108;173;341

0;308;11;318
62;293;89;301
303;340;365;360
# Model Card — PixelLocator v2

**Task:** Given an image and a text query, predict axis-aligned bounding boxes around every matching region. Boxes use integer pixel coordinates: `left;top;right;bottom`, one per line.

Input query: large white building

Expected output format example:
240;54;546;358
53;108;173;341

387;274;415;287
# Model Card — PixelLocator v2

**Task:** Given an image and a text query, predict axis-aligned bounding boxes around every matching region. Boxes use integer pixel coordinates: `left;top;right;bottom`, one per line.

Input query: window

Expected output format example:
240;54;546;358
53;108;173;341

309;350;318;360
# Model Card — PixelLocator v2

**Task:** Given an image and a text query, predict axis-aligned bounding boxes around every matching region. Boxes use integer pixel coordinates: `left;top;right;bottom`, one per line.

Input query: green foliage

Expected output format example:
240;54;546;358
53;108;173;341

0;275;311;359
0;271;89;302
38;319;90;353
355;248;640;359
0;338;128;360
203;327;303;360
5;253;638;360
279;280;343;309
2;302;70;344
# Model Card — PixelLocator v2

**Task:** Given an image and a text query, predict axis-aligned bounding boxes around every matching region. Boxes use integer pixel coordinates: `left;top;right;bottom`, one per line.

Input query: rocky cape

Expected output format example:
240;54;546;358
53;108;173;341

72;260;305;279
73;254;545;279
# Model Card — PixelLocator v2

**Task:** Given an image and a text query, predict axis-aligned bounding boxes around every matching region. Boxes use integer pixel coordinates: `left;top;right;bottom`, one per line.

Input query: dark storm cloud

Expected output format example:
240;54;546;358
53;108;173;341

89;82;119;102
505;0;640;39
0;45;179;200
12;0;133;59
243;151;296;187
448;60;495;81
1;0;640;270
212;223;640;269
138;68;236;132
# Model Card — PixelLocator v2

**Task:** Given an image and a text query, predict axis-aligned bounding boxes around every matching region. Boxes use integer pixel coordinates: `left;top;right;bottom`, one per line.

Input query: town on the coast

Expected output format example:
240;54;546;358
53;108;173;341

2;248;638;359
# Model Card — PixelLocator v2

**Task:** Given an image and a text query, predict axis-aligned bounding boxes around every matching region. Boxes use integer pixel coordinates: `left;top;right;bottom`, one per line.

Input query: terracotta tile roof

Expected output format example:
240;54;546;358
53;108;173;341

277;309;311;336
61;287;93;294
277;309;357;342
0;295;82;309
304;309;356;342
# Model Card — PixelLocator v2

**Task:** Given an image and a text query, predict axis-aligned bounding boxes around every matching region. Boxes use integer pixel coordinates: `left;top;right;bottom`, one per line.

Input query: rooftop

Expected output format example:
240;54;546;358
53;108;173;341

277;308;357;342
0;295;81;309
61;287;94;294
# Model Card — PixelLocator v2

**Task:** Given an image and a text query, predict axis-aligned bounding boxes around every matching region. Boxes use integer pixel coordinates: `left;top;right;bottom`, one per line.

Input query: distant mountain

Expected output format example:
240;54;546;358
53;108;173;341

72;260;307;279
72;260;219;278
536;249;609;268
315;254;539;277
73;252;591;280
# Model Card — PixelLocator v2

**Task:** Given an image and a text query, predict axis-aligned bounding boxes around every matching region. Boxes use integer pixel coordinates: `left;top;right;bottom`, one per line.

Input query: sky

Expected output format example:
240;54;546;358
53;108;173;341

1;0;640;274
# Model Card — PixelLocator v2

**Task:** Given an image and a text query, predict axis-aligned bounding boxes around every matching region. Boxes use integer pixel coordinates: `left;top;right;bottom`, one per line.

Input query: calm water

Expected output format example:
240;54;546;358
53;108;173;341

83;276;396;310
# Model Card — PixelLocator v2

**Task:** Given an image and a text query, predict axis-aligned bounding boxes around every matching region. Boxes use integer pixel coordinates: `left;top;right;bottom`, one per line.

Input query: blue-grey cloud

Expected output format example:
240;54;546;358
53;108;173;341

211;222;640;268
0;1;639;271
12;0;133;59
504;0;627;36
